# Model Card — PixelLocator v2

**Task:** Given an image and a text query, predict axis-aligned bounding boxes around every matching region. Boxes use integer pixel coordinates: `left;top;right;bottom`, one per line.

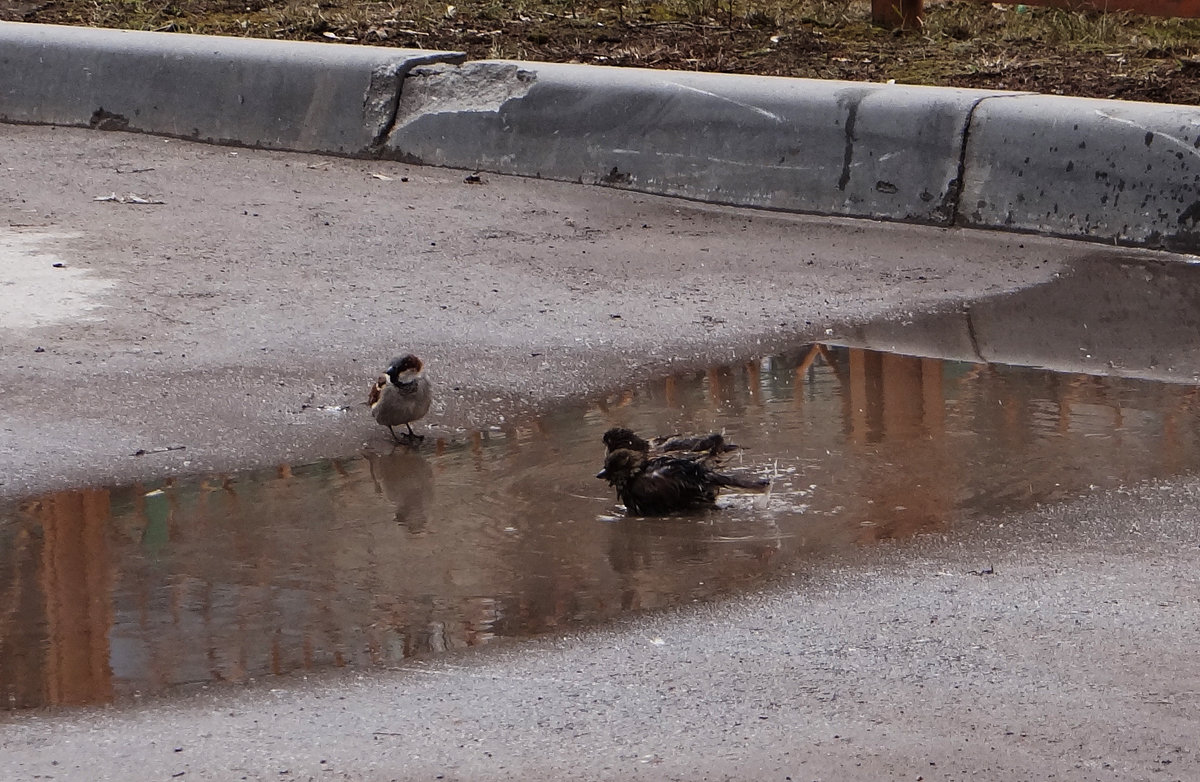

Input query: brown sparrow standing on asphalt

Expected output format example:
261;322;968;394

368;354;432;443
596;447;770;516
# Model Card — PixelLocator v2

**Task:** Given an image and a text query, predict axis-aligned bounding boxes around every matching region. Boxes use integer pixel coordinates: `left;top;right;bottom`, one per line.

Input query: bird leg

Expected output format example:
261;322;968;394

388;424;424;445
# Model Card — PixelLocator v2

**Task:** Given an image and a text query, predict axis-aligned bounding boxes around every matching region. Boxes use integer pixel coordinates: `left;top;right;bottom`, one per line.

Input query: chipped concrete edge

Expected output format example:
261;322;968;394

383;60;993;227
2;21;1198;252
0;21;465;156
364;54;470;152
383;59;1200;253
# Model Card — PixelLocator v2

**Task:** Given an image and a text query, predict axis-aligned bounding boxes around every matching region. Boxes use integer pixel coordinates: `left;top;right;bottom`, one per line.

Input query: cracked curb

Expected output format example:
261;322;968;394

2;21;1198;251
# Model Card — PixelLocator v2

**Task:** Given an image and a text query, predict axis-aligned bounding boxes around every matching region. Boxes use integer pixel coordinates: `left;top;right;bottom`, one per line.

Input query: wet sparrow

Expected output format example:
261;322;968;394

596;447;769;516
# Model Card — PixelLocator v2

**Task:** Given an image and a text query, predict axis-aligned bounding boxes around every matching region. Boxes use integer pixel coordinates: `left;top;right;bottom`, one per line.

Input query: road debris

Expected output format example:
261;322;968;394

133;445;187;456
94;192;166;205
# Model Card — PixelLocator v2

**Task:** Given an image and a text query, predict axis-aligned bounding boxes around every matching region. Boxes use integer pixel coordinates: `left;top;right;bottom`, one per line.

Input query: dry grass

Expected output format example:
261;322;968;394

45;0;1200;47
7;0;1200;103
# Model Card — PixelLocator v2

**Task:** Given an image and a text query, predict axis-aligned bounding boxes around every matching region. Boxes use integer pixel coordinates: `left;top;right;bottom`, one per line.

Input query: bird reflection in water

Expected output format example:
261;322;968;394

364;447;435;532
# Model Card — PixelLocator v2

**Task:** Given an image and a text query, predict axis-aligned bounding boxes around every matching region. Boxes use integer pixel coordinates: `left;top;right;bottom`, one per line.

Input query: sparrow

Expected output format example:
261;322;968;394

596;447;770;516
602;426;741;462
367;354;433;443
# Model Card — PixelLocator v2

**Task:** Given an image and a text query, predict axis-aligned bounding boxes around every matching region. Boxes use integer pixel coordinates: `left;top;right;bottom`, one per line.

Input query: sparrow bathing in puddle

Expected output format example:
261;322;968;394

597;447;770;516
368;354;432;443
602;426;742;464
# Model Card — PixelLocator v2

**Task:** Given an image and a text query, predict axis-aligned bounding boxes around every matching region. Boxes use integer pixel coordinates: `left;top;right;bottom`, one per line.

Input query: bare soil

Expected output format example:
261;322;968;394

4;0;1200;105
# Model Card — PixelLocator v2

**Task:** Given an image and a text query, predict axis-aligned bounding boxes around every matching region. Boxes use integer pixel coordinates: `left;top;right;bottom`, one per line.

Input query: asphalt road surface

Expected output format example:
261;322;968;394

2;124;1198;781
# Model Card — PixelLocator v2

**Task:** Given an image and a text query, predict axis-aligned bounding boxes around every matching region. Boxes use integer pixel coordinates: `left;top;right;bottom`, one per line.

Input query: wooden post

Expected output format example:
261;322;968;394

872;0;924;29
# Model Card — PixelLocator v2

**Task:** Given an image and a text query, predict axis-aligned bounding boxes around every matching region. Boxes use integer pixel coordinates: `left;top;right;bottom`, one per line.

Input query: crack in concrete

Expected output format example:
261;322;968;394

389;62;538;131
366;52;467;154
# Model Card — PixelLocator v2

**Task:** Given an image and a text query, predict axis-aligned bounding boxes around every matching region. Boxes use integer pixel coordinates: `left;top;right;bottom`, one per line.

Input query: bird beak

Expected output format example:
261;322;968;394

595;468;608;479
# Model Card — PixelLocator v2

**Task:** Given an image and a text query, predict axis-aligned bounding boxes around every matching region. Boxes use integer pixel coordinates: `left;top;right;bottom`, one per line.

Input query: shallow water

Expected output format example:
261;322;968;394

3;342;1200;709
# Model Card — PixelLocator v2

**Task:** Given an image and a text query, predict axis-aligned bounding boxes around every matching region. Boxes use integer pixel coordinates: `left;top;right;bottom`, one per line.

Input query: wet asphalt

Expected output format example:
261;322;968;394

2;124;1199;780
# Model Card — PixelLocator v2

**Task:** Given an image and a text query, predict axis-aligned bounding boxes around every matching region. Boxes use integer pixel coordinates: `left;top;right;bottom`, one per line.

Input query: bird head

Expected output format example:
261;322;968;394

596;448;647;486
386;354;424;386
602;427;650;453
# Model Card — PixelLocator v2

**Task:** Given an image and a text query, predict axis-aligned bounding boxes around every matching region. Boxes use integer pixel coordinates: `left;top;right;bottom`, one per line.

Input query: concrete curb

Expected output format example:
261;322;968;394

2;22;1198;251
961;94;1200;253
385;60;999;225
385;59;1200;253
0;22;464;155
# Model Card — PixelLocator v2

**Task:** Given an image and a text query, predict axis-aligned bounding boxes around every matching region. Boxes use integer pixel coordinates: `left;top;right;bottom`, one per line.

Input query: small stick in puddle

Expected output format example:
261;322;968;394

132;445;187;456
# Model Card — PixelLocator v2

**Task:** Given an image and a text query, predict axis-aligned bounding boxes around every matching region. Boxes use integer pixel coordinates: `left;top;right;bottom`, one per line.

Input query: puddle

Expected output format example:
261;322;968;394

835;258;1200;385
0;228;114;329
4;338;1200;710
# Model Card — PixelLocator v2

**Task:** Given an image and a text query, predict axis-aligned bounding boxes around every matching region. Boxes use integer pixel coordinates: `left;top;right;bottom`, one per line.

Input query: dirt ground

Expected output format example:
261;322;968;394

4;0;1200;105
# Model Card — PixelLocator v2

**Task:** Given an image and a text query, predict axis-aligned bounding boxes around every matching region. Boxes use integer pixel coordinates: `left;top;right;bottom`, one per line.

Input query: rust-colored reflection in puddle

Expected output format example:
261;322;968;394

4;344;1200;710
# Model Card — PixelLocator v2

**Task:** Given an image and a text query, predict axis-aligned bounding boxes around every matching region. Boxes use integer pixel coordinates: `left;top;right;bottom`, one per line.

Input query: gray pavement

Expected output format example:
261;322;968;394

3;122;1200;780
6;122;1174;501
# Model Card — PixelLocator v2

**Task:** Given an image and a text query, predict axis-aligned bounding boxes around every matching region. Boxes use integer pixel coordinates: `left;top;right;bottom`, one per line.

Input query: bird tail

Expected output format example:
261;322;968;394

711;471;771;492
659;433;741;456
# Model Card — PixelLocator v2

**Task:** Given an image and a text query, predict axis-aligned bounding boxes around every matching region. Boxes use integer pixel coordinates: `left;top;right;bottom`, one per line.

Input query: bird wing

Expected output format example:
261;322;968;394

622;457;717;515
367;377;385;406
653;432;741;457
